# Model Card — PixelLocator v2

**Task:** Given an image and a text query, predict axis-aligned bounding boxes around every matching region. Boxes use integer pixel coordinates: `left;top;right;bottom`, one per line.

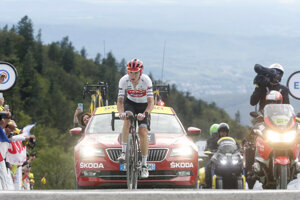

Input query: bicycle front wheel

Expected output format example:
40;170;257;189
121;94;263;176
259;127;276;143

132;134;139;189
126;134;138;189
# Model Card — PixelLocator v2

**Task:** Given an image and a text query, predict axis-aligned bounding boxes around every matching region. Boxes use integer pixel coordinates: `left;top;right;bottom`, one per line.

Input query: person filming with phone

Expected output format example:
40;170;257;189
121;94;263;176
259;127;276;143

73;103;91;132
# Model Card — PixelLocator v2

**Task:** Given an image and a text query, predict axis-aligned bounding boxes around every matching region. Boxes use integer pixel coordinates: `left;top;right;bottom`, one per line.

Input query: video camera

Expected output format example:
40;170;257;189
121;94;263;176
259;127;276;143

0;111;9;120
253;64;277;87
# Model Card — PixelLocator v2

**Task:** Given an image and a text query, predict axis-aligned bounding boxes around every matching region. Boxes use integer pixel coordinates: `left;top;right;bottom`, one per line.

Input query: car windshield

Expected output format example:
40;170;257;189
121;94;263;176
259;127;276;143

86;113;184;134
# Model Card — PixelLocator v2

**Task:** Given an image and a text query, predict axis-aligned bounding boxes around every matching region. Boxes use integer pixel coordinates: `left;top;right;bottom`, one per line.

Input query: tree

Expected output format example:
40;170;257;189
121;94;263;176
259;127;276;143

80;47;87;58
60;37;75;73
94;53;101;65
118;58;126;74
35;29;44;73
19;50;39;115
235;110;241;124
48;42;60;61
17;15;34;60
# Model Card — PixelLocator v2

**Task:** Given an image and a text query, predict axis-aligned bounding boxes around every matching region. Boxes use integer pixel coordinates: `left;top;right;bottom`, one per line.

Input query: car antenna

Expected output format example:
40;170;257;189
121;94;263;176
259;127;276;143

161;40;166;81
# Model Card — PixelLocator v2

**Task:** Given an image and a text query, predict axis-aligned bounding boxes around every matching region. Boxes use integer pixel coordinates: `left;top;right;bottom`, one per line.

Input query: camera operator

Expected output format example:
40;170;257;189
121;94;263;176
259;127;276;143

250;63;289;111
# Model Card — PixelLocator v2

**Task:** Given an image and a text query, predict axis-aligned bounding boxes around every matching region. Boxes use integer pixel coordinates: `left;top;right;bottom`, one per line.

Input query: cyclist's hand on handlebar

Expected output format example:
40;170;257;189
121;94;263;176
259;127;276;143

137;113;145;121
119;112;127;120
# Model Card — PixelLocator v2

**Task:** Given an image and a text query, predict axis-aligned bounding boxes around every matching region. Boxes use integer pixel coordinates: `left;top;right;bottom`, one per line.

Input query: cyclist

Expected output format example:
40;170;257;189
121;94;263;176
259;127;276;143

250;63;289;112
117;58;154;179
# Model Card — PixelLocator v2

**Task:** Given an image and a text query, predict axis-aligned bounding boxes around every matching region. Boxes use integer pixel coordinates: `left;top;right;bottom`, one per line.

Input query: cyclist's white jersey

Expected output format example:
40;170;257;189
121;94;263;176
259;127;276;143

118;74;153;103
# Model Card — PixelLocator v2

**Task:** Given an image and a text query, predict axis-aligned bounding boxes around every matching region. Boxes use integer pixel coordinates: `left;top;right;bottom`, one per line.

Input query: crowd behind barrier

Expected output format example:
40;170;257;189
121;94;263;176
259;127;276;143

0;92;36;190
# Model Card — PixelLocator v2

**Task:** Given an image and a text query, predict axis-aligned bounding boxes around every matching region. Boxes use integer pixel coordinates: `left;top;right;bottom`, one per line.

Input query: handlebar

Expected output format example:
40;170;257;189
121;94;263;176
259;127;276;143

111;111;150;131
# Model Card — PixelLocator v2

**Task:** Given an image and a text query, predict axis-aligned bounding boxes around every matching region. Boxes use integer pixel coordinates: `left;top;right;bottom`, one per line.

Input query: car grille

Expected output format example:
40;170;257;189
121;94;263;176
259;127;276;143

106;148;168;162
80;170;193;180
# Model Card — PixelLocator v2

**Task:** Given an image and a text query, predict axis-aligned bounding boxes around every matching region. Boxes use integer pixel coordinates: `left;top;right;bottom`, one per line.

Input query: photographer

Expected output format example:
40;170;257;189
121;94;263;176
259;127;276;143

250;63;289;111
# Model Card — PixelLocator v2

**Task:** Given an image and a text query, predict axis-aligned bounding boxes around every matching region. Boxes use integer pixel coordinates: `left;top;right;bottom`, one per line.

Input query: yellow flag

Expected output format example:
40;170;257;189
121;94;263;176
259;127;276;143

41;177;46;185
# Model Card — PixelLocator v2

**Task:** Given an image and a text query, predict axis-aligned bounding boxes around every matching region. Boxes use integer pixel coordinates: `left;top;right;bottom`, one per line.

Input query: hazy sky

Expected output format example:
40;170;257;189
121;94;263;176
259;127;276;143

2;0;300;36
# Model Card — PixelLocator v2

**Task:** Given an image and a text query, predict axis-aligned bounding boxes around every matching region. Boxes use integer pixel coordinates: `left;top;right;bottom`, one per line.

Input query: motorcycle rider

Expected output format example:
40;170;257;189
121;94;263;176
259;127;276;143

205;124;219;152
204;123;231;188
204;124;219;187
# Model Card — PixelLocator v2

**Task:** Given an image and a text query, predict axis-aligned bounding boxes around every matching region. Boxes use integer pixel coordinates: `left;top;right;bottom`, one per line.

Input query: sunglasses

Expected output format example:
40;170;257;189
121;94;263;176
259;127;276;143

272;68;283;75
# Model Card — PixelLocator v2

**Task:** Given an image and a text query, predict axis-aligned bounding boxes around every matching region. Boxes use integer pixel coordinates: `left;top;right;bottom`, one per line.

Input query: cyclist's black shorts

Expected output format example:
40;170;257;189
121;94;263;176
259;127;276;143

124;98;150;128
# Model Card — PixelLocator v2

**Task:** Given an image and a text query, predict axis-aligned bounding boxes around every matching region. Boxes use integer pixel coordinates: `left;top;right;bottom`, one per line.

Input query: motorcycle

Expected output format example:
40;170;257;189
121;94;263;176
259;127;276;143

198;137;246;189
251;104;300;189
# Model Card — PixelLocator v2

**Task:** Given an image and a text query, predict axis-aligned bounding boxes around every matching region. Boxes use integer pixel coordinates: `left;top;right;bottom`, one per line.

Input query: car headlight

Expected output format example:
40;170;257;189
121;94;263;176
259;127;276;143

170;146;194;157
80;146;105;158
266;130;296;143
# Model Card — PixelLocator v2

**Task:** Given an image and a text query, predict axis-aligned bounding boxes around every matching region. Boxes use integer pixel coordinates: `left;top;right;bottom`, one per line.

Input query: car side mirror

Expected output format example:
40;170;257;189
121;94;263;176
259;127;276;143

187;127;201;136
250;111;259;118
69;127;82;135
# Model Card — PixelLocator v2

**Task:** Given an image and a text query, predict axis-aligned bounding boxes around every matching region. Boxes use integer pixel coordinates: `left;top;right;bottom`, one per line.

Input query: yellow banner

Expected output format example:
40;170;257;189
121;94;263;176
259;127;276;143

95;105;173;115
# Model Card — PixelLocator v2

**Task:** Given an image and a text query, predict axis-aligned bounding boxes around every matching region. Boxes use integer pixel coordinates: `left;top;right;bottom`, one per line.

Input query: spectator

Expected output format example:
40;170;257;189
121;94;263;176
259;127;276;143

0;93;4;111
73;106;91;134
73;107;83;127
0;110;11;190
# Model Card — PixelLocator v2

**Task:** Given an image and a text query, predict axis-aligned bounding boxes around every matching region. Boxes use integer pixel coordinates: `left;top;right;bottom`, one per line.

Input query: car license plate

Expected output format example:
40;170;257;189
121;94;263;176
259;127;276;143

120;163;156;171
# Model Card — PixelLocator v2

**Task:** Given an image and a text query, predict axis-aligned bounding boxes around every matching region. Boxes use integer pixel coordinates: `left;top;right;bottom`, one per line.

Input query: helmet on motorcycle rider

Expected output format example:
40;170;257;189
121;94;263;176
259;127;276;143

269;63;284;83
127;59;144;72
218;123;230;137
265;90;283;104
209;123;219;136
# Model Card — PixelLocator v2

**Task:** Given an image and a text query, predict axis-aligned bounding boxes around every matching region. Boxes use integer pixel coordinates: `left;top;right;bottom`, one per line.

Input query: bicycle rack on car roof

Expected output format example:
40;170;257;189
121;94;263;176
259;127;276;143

153;82;170;106
82;81;109;106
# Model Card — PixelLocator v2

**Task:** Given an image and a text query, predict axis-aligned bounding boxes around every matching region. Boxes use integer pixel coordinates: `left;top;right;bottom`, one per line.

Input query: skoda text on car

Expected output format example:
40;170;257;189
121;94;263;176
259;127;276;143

70;105;200;188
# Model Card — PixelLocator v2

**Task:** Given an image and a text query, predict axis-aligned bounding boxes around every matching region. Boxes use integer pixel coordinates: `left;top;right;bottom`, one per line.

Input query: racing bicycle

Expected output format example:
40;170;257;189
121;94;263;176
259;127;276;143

82;82;108;114
111;111;150;189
